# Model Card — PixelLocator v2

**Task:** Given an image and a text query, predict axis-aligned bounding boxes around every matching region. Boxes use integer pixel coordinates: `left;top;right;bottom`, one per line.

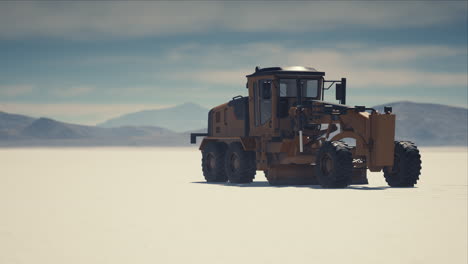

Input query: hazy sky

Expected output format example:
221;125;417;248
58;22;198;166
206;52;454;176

1;1;467;125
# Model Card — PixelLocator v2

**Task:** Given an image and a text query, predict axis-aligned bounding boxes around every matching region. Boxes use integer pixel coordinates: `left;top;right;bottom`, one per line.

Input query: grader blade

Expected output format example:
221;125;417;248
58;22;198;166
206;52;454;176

265;165;318;185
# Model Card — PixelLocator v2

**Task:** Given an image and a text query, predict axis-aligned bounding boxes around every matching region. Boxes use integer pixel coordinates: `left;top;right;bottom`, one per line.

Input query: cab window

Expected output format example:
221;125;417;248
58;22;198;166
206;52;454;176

303;80;318;98
279;79;320;98
258;79;272;125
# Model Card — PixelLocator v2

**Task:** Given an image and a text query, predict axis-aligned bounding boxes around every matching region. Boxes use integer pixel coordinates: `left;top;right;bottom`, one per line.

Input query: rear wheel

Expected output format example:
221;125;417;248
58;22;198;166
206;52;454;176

202;142;228;182
383;141;421;187
315;141;353;188
225;143;256;183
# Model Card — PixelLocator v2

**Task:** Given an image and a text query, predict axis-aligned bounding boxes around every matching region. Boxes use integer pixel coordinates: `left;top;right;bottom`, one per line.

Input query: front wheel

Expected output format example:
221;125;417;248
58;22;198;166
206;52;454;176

315;141;353;188
383;141;421;187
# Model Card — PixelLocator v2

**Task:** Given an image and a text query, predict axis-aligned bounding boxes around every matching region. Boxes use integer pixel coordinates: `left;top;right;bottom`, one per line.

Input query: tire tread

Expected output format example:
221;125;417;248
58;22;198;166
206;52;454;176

383;141;421;187
202;142;228;182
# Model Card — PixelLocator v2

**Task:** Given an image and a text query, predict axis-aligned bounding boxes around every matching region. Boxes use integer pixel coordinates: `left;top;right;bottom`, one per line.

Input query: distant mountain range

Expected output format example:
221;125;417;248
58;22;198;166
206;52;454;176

0;101;466;147
373;101;467;146
98;102;208;132
0;111;204;147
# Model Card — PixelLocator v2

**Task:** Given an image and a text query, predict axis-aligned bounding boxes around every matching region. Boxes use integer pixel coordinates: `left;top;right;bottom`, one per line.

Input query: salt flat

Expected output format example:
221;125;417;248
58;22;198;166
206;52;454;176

0;147;466;264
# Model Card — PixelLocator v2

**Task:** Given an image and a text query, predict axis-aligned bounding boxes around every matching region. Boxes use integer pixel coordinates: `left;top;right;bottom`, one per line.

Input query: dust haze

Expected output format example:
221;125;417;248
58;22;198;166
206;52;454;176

0;147;466;264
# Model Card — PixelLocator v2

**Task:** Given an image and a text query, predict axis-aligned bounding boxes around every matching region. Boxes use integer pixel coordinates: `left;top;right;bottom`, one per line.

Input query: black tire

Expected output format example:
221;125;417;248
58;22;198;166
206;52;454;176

225;142;256;183
315;141;353;188
383;141;421;187
202;142;228;182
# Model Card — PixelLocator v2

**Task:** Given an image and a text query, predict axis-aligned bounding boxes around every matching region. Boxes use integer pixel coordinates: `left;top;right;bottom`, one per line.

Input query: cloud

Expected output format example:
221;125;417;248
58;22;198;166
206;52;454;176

284;46;468;87
161;43;468;88
346;70;467;87
0;84;34;96
0;103;173;125
221;2;466;31
0;2;465;39
335;45;466;63
166;69;250;86
51;86;94;97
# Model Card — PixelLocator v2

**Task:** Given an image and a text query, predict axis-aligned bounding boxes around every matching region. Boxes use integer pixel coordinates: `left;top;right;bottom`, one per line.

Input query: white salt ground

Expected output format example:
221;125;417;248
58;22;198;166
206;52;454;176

0;147;466;264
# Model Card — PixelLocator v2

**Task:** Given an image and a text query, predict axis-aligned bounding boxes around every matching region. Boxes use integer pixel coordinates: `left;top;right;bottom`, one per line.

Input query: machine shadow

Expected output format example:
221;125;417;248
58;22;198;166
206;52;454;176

191;181;391;190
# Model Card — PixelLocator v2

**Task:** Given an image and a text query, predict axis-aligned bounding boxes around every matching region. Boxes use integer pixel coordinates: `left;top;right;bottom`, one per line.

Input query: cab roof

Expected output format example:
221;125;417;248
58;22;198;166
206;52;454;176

246;66;325;77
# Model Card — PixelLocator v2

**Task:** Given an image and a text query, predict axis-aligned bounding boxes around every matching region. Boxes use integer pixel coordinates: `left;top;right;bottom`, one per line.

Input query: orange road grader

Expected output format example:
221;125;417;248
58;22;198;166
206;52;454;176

191;66;421;188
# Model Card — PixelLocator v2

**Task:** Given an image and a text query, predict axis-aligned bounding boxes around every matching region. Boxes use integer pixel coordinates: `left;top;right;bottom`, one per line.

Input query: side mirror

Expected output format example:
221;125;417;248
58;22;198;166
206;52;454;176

262;82;271;100
335;78;346;105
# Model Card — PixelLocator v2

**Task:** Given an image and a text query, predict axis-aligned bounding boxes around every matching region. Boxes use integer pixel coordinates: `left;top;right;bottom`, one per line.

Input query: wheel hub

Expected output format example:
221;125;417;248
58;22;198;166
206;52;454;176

230;153;240;172
320;153;334;176
207;153;216;171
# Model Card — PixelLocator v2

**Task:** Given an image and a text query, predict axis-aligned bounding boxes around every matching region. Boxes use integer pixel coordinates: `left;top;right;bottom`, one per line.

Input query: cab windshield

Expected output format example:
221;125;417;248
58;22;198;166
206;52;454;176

279;79;320;98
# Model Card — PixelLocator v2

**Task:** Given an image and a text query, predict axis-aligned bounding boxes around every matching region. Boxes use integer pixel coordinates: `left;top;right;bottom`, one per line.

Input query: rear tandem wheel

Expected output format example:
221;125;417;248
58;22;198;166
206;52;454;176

225;142;256;183
201;142;228;182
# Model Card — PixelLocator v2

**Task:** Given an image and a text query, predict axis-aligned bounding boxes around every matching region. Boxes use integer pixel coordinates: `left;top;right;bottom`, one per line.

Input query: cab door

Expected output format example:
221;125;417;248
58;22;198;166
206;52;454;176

251;78;275;137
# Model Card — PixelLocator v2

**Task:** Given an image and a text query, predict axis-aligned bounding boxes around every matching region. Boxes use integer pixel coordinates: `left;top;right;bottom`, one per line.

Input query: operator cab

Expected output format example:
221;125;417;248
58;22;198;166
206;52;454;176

246;66;347;137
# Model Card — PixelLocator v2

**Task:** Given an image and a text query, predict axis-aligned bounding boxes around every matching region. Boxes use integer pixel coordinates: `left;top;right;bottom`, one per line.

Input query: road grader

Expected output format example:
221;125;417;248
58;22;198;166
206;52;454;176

191;66;421;188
